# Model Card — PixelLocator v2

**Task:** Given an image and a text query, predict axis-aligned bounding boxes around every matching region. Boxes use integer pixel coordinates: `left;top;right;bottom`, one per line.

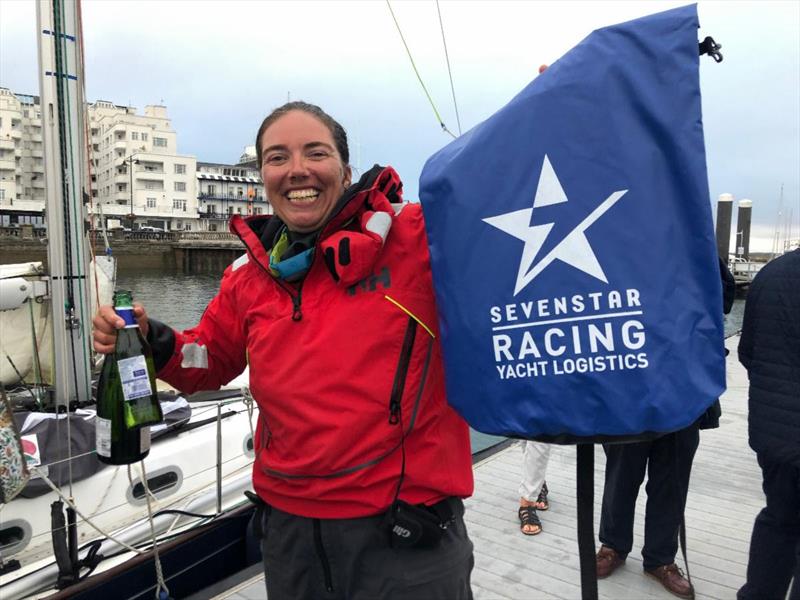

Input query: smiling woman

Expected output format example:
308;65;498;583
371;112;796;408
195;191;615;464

93;101;476;600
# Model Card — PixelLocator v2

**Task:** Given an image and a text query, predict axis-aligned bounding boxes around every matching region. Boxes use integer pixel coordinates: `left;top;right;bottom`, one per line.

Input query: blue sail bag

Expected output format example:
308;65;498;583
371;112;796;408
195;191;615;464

419;4;725;442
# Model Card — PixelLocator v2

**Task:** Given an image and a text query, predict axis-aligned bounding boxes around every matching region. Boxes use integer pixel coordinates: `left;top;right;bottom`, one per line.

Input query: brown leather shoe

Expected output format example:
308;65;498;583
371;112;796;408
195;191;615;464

596;545;625;578
644;564;695;599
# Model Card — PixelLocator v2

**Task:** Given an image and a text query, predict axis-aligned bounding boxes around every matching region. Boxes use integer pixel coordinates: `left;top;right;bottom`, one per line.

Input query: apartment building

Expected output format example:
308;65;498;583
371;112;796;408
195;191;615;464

196;148;271;232
89;101;197;231
0;88;198;231
0;88;46;228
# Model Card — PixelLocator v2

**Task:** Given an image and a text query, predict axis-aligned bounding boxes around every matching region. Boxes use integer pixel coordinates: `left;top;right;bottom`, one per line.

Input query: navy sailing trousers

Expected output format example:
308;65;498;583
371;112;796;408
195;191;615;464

258;499;473;600
599;426;699;570
738;456;800;600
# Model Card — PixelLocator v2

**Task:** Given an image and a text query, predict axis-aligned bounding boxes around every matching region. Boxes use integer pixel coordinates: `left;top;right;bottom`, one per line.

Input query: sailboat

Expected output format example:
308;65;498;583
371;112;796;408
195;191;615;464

0;2;260;598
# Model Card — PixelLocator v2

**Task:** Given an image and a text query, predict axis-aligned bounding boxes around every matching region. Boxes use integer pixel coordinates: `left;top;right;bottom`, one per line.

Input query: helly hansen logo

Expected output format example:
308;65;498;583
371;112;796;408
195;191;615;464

346;267;391;296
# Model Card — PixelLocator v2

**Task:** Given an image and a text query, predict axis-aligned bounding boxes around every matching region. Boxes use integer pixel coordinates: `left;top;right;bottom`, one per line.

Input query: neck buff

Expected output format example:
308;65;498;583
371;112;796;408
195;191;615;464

268;226;318;281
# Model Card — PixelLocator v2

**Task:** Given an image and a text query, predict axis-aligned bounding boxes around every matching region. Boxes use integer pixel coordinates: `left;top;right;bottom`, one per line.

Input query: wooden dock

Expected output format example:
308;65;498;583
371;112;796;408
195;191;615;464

211;334;761;600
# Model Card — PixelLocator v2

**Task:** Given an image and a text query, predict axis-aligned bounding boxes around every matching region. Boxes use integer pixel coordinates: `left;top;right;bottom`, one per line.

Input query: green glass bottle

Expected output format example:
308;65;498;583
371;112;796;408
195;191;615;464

95;290;163;465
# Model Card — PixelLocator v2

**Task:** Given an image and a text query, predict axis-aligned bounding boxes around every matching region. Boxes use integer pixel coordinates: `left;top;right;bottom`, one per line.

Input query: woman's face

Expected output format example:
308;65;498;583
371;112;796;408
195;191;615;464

259;110;351;233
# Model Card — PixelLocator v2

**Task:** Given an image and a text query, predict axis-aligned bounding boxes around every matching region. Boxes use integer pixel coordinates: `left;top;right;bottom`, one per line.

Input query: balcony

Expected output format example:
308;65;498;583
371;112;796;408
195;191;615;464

30;149;43;158
199;212;232;221
0;159;15;171
199;192;263;202
9;130;22;139
31;179;45;188
136;167;165;177
0;139;15;150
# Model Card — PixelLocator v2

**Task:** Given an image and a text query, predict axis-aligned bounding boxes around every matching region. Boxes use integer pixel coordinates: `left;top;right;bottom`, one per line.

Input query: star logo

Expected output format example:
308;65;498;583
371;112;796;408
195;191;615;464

483;155;627;296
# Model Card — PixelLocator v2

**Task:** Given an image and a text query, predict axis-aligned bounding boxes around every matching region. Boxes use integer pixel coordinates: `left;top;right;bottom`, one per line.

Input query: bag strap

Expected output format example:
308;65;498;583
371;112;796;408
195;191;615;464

576;443;598;600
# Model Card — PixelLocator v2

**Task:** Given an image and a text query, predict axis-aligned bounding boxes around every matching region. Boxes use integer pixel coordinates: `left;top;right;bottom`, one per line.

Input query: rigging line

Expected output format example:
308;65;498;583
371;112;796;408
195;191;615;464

60;0;93;403
29;466;146;555
76;0;105;304
51;0;71;495
138;461;171;598
435;0;462;136
22;458;252;546
385;0;457;139
54;0;81;495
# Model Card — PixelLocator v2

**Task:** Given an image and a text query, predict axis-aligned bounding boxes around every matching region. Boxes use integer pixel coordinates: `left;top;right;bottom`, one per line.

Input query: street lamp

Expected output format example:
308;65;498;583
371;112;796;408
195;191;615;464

119;153;140;229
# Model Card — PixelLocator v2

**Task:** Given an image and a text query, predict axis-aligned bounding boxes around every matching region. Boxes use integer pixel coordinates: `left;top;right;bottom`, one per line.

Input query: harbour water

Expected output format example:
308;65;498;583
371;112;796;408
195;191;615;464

116;264;746;454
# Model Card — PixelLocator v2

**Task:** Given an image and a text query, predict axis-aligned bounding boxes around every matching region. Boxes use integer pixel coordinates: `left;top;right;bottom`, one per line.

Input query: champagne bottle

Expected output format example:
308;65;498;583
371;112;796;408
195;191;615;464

95;290;163;465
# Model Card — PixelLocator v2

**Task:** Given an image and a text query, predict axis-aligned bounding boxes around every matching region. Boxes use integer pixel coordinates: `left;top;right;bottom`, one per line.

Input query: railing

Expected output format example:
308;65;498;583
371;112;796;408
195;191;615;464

177;231;238;241
198;193;265;202
84;230;239;243
0;225;47;238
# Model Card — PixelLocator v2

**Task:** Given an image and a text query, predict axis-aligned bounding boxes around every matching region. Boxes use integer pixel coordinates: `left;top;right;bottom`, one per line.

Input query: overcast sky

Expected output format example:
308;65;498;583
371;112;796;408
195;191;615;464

1;0;798;251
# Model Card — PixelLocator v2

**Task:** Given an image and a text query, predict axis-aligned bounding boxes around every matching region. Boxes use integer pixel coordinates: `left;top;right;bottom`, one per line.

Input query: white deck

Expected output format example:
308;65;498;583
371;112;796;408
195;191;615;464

215;335;761;600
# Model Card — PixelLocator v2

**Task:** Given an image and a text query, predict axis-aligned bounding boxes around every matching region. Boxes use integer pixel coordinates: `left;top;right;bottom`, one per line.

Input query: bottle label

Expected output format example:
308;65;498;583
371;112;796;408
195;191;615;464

96;417;112;457
118;355;154;401
115;305;138;328
140;427;151;453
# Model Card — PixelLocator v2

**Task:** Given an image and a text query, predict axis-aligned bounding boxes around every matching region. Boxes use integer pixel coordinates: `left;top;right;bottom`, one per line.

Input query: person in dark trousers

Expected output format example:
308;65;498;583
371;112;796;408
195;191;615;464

737;248;800;600
595;257;735;599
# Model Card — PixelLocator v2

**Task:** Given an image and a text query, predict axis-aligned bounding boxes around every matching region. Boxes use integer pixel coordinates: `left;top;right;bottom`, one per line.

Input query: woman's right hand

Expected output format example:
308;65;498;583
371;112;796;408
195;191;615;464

92;304;150;354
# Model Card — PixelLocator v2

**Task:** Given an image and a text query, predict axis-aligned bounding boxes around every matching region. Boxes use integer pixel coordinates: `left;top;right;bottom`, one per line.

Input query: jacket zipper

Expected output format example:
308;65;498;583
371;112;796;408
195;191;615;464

389;317;418;424
313;519;334;593
259;411;272;450
230;229;306;321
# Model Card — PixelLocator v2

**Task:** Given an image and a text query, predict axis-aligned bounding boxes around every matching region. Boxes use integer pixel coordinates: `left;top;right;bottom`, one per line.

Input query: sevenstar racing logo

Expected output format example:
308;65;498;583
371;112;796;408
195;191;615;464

482;155;649;381
483;154;627;296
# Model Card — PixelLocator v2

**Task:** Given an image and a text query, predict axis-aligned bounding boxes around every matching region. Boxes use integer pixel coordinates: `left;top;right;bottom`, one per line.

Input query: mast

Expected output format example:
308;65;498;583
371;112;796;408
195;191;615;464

36;0;93;408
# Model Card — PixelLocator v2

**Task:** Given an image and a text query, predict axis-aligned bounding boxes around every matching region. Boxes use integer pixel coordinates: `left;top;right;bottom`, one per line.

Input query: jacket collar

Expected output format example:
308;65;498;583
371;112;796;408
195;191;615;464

230;164;402;262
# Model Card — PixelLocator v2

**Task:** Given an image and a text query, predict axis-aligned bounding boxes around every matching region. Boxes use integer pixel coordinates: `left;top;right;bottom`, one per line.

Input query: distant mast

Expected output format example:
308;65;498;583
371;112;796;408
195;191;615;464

37;0;94;407
715;193;733;259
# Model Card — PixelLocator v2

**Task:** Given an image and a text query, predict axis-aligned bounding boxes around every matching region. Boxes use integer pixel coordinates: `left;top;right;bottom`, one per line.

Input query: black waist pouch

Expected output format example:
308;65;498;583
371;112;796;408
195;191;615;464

386;499;457;549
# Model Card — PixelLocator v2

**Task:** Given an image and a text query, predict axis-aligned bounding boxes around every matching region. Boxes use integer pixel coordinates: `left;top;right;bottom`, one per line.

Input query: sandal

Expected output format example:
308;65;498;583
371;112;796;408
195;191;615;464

518;506;542;536
536;482;549;511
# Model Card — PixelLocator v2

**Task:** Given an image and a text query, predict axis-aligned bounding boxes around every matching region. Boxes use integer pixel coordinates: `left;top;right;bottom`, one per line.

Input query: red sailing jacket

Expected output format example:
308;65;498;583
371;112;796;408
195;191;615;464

155;166;474;518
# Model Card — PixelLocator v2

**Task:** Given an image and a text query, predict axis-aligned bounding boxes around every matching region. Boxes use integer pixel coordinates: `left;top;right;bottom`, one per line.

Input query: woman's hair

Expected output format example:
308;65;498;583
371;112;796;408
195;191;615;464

255;101;349;167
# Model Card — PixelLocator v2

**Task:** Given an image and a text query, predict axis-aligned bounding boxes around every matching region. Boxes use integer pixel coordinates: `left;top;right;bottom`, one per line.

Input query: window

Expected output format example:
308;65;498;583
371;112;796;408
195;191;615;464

227;206;234;215
131;131;139;140
0;189;5;201
174;181;186;192
147;197;157;208
207;184;216;195
153;137;167;147
141;133;148;142
174;164;186;175
207;204;216;214
254;207;262;215
173;199;186;211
